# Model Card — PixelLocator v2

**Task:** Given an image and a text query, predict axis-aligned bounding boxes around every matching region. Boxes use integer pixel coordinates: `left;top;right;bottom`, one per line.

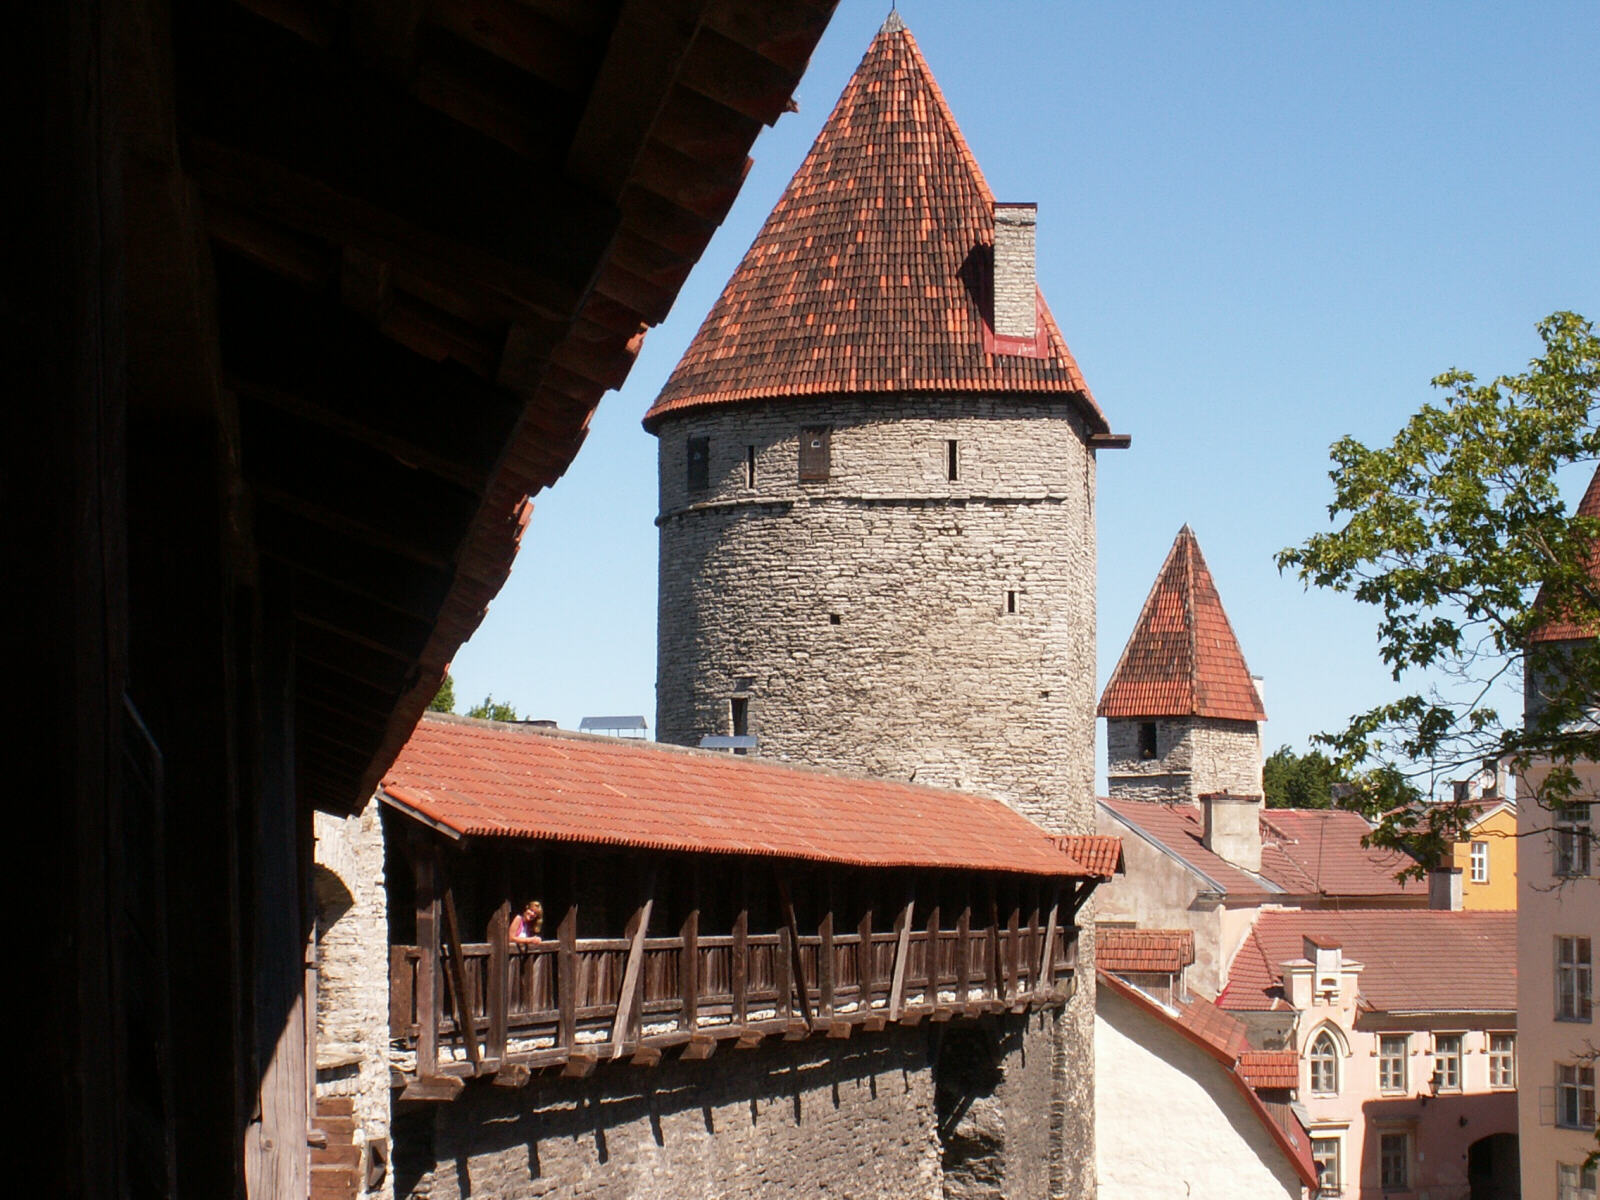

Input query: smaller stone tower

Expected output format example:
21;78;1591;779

1099;526;1266;803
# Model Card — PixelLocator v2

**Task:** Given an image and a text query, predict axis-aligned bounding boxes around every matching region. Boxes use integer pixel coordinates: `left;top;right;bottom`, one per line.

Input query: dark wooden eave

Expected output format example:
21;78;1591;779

171;0;838;813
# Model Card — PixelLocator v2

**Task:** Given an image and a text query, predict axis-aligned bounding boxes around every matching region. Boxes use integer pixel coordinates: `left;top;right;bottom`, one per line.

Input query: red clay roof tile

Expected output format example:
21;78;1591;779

1530;465;1600;643
1217;910;1516;1014
644;16;1106;431
1098;928;1195;974
384;714;1098;877
1098;526;1267;722
1053;835;1124;879
1237;1051;1299;1090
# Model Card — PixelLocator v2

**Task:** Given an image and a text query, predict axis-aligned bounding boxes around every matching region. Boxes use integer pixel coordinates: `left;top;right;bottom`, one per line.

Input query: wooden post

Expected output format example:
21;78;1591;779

775;924;793;1020
955;898;970;1002
858;906;875;1012
818;907;836;1018
415;841;440;1077
888;893;914;1020
1007;891;1022;999
1037;888;1061;993
680;907;700;1032
987;881;1003;1002
441;885;483;1075
732;900;749;1028
776;877;813;1029
488;885;510;1066
924;903;941;1005
557;903;578;1055
608;896;654;1059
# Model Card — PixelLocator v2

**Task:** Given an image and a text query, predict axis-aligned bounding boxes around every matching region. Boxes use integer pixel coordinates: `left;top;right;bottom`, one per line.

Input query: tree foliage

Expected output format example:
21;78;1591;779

467;694;519;722
1262;744;1349;809
1278;312;1600;872
428;672;456;714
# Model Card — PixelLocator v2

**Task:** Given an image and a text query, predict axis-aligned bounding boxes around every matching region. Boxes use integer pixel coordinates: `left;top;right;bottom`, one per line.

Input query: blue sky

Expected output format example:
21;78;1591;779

448;0;1600;789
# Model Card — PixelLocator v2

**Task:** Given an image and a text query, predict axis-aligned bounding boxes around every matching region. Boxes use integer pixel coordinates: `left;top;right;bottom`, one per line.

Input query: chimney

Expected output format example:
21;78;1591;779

992;203;1037;339
1201;791;1262;872
1428;865;1463;911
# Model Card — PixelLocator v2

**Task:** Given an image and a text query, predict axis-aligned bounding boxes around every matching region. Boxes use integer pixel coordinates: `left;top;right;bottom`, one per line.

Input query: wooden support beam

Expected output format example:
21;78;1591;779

1068;879;1097;919
858;907;875;1013
818;907;835;1019
679;906;700;1032
414;841;440;1077
782;1020;811;1042
987;882;1003;1002
487;890;510;1065
776;877;813;1029
924;904;941;1005
398;1074;464;1102
607;895;655;1059
557;904;578;1053
491;1062;531;1089
561;1053;597;1079
930;1008;955;1024
955;902;971;1003
826;1020;852;1040
630;1045;663;1068
1006;899;1021;1000
1037;890;1061;990
734;1028;763;1051
681;1034;717;1061
897;1011;926;1028
862;1015;888;1033
440;886;483;1075
888;894;914;1021
732;895;748;1028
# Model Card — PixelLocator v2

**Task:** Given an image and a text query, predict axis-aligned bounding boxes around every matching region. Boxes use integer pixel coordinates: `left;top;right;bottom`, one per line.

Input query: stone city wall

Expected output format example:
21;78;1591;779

397;1015;1074;1200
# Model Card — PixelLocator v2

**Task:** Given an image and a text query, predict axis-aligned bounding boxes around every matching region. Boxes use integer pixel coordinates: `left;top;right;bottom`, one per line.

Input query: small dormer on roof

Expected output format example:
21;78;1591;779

644;14;1109;433
1099;526;1267;723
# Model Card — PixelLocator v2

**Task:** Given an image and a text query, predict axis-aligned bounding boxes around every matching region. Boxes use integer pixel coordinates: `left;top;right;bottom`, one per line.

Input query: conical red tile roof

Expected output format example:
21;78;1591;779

1099;526;1267;722
1529;464;1600;643
644;14;1107;431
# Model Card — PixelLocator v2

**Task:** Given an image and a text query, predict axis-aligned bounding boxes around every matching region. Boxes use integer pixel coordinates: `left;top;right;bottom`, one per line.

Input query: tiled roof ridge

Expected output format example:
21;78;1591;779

1098;525;1267;722
645;17;1108;430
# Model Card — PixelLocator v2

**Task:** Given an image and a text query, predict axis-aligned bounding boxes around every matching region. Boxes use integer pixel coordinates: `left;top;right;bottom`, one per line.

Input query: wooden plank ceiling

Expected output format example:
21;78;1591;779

172;0;838;813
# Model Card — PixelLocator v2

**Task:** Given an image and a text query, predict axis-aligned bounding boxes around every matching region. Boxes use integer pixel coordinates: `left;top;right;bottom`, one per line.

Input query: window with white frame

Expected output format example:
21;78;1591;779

1379;1034;1408;1092
1558;1161;1598;1200
1554;806;1593;877
1309;1030;1340;1095
1556;1062;1596;1129
1488;1033;1516;1088
1556;936;1593;1022
1432;1034;1462;1091
1470;840;1489;883
1379;1132;1410;1191
1312;1137;1341;1196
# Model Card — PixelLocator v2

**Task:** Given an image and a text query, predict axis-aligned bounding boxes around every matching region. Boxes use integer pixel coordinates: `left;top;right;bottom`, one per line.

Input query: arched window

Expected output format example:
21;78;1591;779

1309;1030;1340;1095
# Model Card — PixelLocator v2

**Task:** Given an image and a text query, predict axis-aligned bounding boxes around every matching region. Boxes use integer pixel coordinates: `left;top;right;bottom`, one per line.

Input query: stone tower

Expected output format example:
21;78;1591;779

1099;525;1266;804
647;15;1121;840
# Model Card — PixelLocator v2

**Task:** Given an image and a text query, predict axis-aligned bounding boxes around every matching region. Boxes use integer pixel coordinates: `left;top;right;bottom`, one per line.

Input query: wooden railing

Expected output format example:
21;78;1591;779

392;908;1079;1090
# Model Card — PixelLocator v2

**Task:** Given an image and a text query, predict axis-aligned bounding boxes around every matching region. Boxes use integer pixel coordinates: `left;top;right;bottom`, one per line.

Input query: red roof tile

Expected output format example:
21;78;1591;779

1530;465;1600;643
1098;527;1267;722
1217;910;1517;1014
1098;928;1195;974
1102;797;1424;901
1174;990;1251;1059
1097;971;1319;1189
383;714;1097;877
1053;835;1124;879
1237;1051;1299;1090
644;15;1107;432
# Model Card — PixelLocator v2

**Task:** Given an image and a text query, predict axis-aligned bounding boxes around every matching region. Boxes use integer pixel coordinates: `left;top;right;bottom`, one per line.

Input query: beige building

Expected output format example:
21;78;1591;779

1518;469;1600;1200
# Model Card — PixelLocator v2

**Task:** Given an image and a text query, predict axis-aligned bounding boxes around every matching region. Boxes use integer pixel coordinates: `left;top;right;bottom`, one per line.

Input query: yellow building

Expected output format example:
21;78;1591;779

1450;800;1518;911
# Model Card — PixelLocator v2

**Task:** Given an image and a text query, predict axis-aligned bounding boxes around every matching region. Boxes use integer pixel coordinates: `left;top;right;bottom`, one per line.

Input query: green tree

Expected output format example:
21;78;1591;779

428;671;456;714
467;694;519;722
1278;311;1600;873
1262;744;1348;809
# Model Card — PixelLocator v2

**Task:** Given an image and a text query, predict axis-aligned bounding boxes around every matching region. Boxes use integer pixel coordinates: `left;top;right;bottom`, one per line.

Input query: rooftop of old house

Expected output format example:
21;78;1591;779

1100;796;1425;902
1217;909;1517;1014
1099;525;1267;723
1096;928;1196;975
644;12;1108;431
384;713;1114;878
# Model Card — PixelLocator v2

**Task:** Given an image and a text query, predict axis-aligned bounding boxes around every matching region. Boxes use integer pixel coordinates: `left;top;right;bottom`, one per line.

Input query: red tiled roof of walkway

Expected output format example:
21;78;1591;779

383;714;1106;878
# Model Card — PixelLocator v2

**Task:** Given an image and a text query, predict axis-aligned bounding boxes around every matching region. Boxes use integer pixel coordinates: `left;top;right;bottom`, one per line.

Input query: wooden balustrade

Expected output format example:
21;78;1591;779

392;910;1079;1090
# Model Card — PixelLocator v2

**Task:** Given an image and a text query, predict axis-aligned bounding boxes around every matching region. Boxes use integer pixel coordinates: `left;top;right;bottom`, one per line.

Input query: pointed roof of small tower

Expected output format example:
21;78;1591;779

1528;464;1600;644
644;16;1106;431
1099;526;1267;722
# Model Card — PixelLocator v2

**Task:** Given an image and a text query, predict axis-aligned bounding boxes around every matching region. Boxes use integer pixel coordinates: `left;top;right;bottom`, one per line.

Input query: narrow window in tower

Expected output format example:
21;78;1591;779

729;697;750;755
829;613;842;625
1006;590;1017;614
947;440;960;481
687;436;710;492
1138;722;1158;760
746;445;757;488
799;426;831;482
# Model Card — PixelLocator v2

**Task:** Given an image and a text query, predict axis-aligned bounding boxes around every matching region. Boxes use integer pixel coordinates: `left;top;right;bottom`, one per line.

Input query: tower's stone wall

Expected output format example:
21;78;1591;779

655;395;1098;837
1105;716;1261;804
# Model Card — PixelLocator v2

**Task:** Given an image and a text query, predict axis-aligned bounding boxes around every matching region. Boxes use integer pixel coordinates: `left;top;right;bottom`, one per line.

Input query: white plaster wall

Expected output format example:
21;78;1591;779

1096;985;1303;1200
